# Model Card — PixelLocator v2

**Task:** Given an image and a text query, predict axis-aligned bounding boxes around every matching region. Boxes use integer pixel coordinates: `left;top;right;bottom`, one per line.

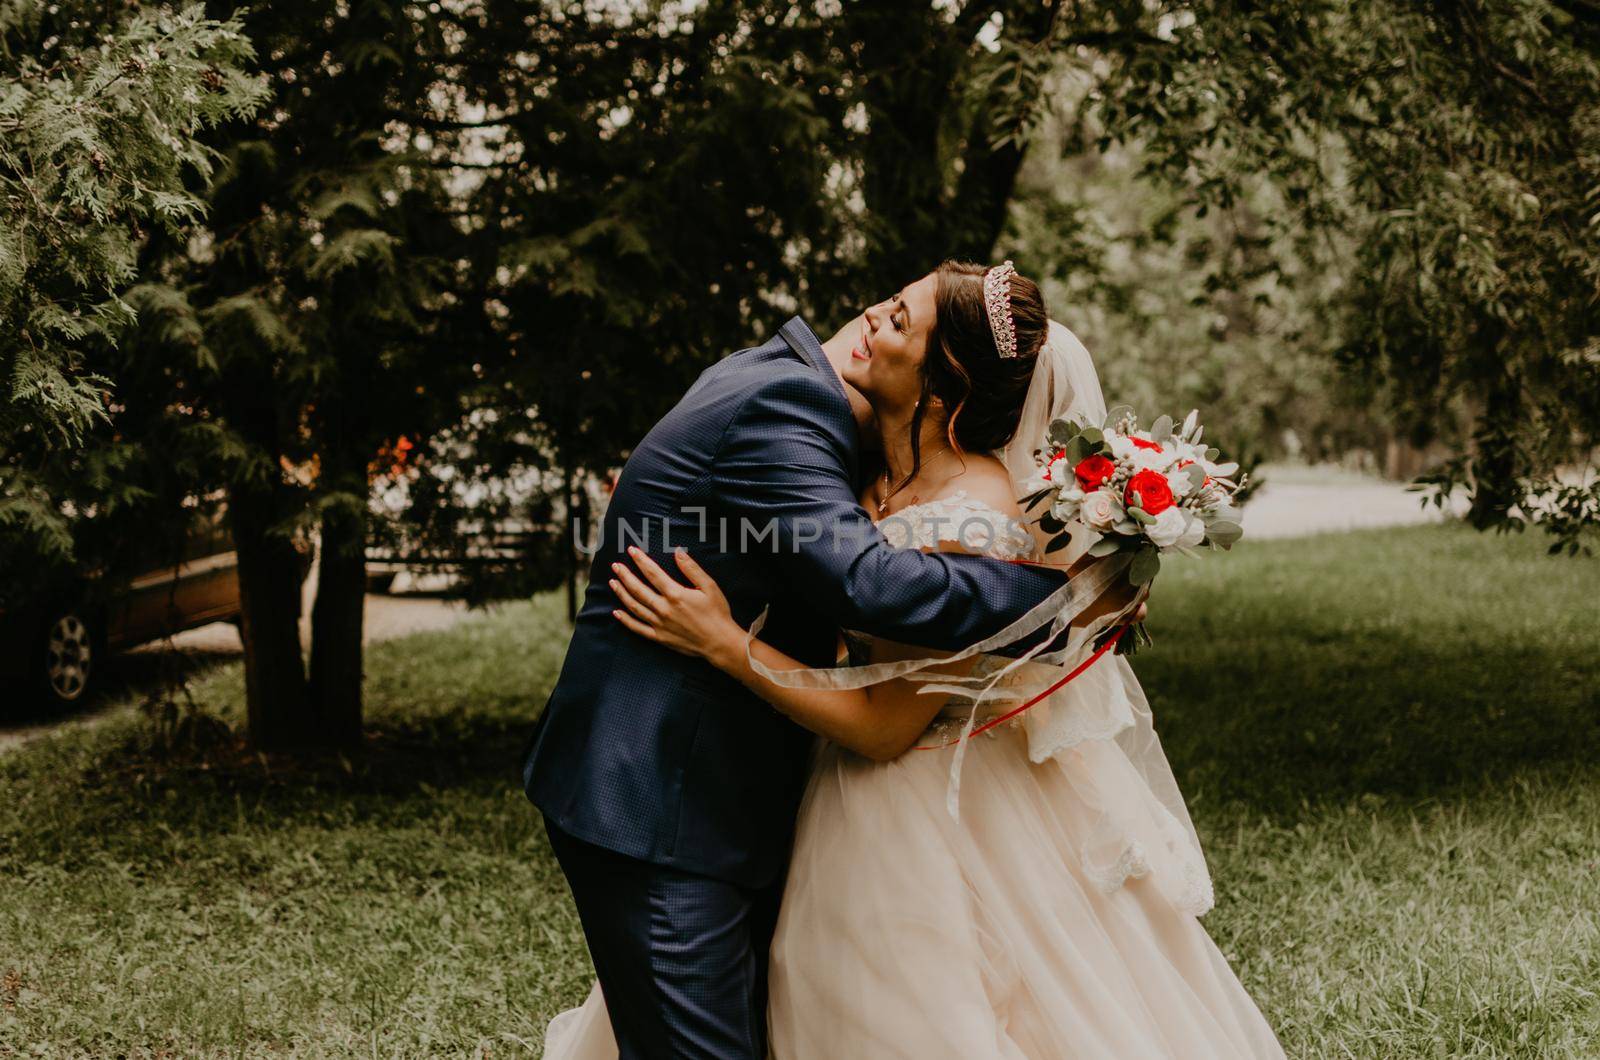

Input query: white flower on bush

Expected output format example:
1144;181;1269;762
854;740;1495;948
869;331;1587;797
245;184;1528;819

1146;506;1188;548
1052;487;1084;522
1079;489;1121;532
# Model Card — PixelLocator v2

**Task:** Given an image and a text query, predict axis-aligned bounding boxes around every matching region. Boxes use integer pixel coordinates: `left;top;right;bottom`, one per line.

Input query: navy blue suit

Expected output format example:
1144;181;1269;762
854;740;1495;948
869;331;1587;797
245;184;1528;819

523;317;1065;1057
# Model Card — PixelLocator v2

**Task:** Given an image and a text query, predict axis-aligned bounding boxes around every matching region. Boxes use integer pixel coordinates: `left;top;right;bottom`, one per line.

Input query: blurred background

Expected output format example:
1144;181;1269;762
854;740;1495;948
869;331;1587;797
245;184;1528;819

1;1;1597;1056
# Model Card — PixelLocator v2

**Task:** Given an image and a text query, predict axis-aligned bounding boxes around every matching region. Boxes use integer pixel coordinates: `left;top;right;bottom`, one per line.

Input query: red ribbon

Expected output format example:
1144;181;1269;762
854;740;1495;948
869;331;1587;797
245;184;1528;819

914;623;1128;750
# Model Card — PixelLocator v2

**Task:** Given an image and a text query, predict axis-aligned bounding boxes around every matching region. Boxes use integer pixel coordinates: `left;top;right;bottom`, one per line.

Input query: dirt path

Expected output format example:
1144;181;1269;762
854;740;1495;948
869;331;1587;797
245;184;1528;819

1241;467;1462;539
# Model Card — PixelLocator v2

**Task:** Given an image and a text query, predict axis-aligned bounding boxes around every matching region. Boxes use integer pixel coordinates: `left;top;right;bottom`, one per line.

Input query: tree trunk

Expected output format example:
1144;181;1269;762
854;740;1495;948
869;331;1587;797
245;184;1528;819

857;10;963;286
229;481;314;749
308;499;367;751
947;1;1063;262
1468;355;1521;530
858;0;1061;284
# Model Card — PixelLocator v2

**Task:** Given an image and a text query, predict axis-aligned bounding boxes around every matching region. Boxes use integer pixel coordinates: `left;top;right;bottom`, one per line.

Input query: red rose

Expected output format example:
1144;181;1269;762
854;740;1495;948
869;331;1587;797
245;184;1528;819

1130;435;1163;452
1074;454;1116;490
1124;469;1175;515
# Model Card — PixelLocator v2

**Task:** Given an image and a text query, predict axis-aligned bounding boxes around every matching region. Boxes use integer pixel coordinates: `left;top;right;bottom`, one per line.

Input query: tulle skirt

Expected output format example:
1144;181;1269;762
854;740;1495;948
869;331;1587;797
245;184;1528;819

543;723;1284;1059
767;725;1282;1058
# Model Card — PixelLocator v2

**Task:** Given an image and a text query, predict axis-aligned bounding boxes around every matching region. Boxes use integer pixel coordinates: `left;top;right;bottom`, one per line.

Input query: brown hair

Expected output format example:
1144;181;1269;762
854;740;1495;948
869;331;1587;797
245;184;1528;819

888;259;1048;500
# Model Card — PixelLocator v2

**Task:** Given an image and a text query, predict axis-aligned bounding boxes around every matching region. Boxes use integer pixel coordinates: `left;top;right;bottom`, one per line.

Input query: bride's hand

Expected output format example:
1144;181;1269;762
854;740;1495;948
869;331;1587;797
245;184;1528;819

610;547;744;669
1065;555;1149;627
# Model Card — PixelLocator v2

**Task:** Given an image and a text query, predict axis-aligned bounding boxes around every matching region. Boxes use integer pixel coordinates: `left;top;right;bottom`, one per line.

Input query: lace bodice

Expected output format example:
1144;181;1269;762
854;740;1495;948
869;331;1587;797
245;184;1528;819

875;490;1036;561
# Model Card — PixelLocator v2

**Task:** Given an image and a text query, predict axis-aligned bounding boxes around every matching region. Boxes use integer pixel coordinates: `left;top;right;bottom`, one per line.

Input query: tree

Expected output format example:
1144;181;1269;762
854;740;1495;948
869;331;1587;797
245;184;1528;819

1072;0;1599;550
1005;86;1383;471
0;1;264;579
124;1;483;749
399;1;1104;616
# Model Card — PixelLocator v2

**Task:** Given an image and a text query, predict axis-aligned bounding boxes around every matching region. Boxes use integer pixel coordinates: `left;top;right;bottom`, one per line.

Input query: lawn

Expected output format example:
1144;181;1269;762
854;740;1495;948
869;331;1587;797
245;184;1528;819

2;523;1598;1057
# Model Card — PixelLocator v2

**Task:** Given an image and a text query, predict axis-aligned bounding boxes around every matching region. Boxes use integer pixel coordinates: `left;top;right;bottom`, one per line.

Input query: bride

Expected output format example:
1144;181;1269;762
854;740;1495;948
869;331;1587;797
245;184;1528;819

546;260;1284;1058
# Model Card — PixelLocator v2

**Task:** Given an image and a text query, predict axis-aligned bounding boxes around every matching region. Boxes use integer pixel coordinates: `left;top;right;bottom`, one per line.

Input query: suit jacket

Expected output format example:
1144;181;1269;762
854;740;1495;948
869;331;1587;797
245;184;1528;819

522;316;1067;887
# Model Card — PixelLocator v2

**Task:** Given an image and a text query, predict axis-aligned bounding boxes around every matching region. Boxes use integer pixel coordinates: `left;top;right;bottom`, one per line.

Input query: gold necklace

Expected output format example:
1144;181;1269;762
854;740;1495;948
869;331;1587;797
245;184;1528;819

877;446;950;515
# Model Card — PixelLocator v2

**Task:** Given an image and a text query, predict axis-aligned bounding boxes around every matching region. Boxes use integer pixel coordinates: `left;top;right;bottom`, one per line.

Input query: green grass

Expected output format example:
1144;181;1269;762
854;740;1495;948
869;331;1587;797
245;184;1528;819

2;523;1598;1057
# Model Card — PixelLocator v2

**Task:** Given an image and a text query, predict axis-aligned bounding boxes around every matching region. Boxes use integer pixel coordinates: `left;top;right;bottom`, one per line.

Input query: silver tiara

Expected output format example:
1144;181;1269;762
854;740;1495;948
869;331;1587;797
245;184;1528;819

983;260;1018;358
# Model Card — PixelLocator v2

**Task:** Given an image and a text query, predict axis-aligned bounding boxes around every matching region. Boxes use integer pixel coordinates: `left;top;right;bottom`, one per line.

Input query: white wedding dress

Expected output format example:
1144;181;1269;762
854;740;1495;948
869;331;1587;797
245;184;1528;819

543;493;1284;1060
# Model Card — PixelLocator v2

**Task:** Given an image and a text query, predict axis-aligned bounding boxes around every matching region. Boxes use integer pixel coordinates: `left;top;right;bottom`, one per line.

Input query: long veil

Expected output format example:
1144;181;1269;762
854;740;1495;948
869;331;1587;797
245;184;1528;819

746;319;1215;915
1003;320;1215;915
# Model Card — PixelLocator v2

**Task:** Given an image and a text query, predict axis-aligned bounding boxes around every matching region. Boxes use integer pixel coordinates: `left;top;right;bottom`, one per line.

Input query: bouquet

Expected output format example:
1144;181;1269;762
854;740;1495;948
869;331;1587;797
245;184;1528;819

1022;406;1246;652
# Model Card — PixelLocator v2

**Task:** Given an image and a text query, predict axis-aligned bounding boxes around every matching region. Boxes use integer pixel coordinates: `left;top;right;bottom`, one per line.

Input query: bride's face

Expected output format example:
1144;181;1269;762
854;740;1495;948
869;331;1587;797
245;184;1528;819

840;272;939;412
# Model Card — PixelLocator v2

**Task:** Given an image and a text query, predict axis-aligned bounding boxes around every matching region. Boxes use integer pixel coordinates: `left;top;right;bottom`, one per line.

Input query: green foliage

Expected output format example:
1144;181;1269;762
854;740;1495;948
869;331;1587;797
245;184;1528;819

0;1;265;561
405;1;1073;518
0;2;263;430
1046;0;1600;546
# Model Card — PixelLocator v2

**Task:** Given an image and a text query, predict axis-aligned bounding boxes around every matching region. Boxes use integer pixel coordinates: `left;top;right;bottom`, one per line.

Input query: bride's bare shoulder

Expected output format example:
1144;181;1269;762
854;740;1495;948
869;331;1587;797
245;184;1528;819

934;453;1023;519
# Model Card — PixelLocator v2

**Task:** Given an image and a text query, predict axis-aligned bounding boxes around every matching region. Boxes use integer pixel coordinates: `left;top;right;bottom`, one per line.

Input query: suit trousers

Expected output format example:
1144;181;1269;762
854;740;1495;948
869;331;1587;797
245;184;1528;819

545;817;784;1059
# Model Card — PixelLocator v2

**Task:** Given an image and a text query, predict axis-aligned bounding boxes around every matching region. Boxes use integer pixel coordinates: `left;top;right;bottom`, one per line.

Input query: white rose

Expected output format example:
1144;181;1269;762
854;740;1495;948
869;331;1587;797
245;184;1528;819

1079;489;1120;532
1145;506;1187;548
1176;510;1206;548
1052;494;1082;521
1166;467;1194;498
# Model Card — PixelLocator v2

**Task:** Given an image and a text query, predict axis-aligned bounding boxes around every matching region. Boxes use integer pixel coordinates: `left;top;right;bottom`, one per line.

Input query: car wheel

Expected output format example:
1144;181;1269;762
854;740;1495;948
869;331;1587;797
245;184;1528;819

35;610;101;708
365;570;399;594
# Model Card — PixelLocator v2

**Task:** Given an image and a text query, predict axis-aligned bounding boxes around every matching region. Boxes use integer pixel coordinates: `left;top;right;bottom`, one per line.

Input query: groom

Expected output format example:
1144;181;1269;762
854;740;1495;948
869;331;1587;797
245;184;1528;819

523;312;1071;1058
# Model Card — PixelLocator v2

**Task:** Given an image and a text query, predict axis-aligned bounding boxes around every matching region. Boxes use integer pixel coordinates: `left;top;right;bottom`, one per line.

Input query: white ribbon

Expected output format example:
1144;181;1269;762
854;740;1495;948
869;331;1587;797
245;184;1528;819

745;553;1134;817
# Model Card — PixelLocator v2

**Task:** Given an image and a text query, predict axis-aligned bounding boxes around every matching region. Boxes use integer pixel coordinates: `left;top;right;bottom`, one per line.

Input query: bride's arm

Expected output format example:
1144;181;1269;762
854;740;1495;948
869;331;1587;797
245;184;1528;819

609;546;969;761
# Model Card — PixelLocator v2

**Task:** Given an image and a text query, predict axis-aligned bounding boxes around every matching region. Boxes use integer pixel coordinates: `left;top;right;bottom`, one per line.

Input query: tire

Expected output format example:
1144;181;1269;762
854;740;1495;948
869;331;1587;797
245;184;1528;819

364;570;399;594
32;608;103;710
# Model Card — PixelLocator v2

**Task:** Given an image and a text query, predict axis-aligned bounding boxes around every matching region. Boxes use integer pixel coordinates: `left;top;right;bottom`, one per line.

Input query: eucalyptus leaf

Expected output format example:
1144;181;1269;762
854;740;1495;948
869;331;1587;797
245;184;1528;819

1128;505;1155;526
1047;419;1077;448
1206;520;1244;548
1086;537;1122;558
1185;463;1207;490
1079;426;1104;447
1150;414;1173;441
1103;404;1135;431
1129;547;1161;586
